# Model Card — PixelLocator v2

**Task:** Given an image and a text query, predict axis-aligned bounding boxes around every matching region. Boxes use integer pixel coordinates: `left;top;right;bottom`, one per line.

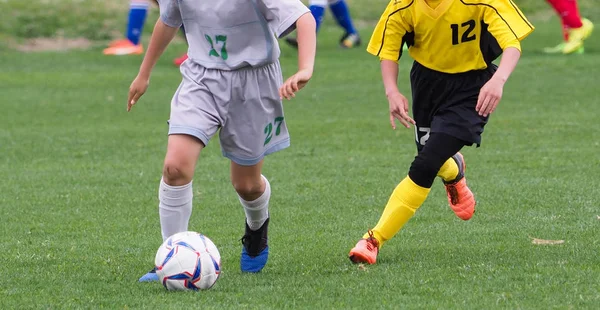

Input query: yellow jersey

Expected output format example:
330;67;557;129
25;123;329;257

367;0;534;73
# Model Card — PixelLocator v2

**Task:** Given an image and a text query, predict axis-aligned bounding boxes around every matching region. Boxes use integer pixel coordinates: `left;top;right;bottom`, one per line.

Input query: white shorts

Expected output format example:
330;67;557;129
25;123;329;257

168;60;290;166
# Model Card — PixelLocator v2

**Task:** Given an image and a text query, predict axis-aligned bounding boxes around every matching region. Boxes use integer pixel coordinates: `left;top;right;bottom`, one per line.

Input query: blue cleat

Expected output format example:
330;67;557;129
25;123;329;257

240;218;269;273
138;267;159;282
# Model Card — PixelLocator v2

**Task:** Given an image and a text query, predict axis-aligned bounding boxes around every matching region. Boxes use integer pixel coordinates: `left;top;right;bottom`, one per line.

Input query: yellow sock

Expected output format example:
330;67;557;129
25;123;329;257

437;157;459;182
364;177;431;246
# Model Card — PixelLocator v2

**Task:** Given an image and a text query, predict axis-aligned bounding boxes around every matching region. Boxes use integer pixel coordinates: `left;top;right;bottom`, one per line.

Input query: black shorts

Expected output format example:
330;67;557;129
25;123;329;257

410;61;496;149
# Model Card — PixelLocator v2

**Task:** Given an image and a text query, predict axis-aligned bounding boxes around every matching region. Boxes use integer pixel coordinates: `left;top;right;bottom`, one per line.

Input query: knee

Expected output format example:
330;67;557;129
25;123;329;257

231;178;264;199
408;151;447;188
411;151;446;174
409;133;466;187
162;160;192;185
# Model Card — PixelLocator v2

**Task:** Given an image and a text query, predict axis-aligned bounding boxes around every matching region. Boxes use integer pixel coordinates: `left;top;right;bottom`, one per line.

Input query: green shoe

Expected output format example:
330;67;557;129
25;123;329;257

573;47;585;55
543;42;566;54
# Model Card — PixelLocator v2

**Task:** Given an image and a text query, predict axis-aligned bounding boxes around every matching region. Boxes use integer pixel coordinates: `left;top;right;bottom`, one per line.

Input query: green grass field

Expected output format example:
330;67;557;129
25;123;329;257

1;9;600;310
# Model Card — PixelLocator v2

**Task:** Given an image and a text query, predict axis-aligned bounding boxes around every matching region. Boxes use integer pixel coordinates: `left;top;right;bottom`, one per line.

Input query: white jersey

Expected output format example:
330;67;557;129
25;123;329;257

158;0;309;70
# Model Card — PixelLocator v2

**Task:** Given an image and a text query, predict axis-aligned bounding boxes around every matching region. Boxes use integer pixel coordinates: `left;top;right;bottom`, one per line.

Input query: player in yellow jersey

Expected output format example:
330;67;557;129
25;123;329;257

348;0;533;264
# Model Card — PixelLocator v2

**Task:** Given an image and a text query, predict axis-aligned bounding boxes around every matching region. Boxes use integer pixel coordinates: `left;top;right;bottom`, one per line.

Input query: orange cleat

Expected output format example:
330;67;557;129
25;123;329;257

103;39;143;56
107;39;132;48
444;152;476;220
173;53;188;66
348;230;379;265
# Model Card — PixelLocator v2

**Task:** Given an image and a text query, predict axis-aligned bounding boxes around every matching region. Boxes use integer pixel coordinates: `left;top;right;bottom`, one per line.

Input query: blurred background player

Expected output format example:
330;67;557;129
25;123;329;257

103;0;150;56
544;0;594;54
103;0;188;66
285;0;360;49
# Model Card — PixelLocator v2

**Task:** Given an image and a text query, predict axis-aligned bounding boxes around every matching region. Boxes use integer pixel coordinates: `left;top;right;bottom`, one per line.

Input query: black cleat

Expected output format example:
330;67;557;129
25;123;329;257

284;37;299;49
339;33;361;48
240;218;269;273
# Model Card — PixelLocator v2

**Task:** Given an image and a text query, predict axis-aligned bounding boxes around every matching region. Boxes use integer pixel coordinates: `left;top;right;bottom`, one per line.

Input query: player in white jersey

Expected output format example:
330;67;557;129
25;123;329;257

128;0;316;281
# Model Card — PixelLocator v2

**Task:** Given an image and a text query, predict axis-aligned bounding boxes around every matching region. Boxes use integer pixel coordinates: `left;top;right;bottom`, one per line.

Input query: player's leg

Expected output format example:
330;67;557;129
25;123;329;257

436;156;460;183
139;62;221;282
220;61;290;272
327;0;361;48
562;11;593;54
310;0;327;32
158;135;203;240
438;152;475;220
138;135;203;282
428;63;487;221
544;0;577;53
543;18;570;54
103;0;149;55
409;62;473;220
349;133;466;264
125;0;149;47
159;62;222;242
230;161;271;273
431;71;488;220
417;140;474;221
545;0;594;54
284;0;327;48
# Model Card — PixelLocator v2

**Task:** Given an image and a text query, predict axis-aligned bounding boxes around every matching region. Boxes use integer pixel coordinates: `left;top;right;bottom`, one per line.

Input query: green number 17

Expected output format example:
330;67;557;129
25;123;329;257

205;34;228;60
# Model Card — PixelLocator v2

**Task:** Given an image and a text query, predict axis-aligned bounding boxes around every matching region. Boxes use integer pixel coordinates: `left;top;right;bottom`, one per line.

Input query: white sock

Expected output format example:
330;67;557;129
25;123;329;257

239;175;270;231
159;179;193;241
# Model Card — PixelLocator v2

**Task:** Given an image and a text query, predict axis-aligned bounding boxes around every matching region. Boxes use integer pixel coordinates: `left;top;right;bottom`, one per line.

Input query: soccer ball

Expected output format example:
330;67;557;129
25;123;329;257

154;231;221;291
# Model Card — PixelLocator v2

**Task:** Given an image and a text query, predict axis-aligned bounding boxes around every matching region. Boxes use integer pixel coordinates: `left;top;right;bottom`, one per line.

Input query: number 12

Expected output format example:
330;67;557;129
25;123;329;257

451;20;476;45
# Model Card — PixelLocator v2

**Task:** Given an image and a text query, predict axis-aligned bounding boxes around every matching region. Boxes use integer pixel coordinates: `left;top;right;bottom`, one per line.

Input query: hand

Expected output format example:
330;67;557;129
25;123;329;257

127;75;149;112
387;91;415;129
279;69;312;100
476;76;505;117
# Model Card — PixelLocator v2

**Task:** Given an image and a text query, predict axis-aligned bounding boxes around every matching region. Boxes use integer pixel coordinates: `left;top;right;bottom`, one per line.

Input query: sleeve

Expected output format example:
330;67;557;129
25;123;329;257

366;0;412;62
483;0;534;51
257;0;311;38
157;0;183;28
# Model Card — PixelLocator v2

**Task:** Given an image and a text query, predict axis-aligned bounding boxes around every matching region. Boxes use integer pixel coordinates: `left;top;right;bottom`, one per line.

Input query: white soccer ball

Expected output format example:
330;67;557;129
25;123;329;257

154;231;221;291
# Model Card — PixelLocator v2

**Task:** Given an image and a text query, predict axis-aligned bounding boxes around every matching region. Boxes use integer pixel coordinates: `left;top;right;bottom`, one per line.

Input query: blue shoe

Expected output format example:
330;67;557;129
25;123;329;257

138;267;159;282
240;218;269;273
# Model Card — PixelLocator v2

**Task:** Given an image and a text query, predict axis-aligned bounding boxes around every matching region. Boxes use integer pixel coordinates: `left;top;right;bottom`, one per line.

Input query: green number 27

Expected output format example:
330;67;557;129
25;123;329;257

205;34;228;60
264;117;284;146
